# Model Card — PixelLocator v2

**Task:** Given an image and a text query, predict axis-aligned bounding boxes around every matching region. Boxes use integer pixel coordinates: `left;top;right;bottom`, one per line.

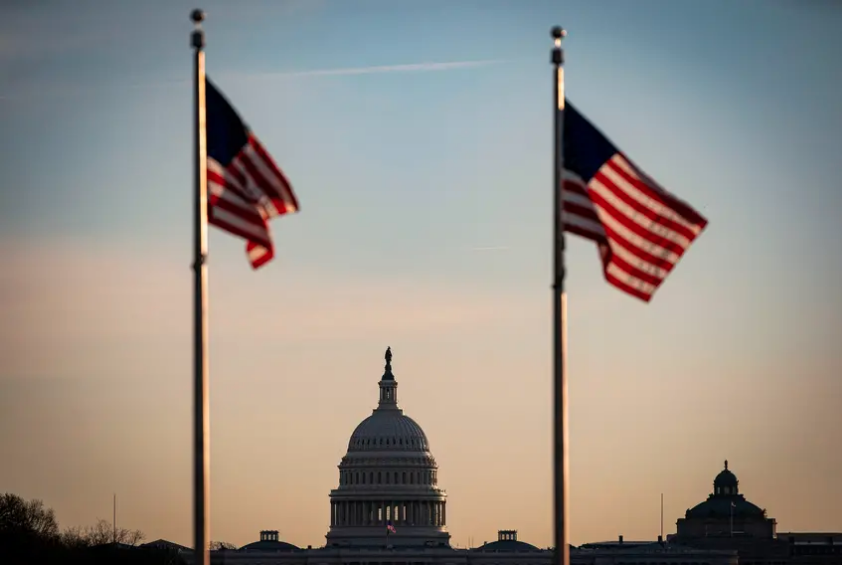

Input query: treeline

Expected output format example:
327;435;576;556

0;493;184;564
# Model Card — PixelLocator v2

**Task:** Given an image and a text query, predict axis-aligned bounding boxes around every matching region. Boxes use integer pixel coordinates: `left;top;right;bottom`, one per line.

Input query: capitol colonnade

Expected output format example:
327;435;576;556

330;500;447;528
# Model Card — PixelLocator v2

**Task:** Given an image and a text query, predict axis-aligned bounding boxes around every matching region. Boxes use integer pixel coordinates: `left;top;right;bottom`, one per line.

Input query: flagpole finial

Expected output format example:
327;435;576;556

551;26;566;65
191;9;206;50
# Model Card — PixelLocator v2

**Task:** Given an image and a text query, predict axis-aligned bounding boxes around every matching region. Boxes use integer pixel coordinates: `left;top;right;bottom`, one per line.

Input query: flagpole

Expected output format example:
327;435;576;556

551;25;570;565
190;9;211;565
730;502;734;537
660;493;664;541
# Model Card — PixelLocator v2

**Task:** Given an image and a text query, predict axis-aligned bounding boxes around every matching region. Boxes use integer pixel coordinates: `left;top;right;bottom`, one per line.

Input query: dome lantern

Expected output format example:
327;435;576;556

378;347;399;409
713;459;739;495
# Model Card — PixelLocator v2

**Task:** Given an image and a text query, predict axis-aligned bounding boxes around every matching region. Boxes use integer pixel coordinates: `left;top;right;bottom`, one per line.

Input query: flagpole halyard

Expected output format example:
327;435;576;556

191;8;211;565
551;25;570;565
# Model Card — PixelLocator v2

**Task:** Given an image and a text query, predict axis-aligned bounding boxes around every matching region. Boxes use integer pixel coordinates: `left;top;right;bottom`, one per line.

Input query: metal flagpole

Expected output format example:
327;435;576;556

730;502;734;537
551;25;570;565
190;8;211;565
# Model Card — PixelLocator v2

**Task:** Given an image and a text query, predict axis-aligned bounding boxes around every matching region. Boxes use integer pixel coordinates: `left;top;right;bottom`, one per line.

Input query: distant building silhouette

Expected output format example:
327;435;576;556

669;462;840;565
676;460;776;539
172;350;837;565
141;539;192;553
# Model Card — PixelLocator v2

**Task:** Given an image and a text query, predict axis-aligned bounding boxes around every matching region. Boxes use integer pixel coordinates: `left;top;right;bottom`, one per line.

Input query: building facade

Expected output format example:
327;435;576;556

675;461;776;540
669;463;840;565
130;349;838;565
197;350;737;565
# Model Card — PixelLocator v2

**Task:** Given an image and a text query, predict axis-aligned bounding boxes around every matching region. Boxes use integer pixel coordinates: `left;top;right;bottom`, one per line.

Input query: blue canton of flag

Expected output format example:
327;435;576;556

206;78;299;269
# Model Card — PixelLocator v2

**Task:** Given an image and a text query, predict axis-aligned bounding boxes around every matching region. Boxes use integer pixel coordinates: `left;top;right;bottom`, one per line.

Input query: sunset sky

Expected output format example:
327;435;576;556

1;0;840;550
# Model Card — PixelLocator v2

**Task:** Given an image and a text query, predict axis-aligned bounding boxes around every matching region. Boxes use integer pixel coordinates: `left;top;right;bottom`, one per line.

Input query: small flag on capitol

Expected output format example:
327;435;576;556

561;101;708;302
206;78;300;269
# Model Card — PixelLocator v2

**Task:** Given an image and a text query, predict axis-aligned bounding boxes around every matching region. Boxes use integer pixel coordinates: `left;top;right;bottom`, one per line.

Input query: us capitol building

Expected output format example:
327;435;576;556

166;349;839;565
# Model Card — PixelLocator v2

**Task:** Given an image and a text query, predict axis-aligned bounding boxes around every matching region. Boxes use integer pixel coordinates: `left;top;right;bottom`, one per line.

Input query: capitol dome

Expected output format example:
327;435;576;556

347;411;429;453
325;348;449;549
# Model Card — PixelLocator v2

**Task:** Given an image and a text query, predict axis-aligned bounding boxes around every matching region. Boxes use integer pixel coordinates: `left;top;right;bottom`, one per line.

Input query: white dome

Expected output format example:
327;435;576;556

326;348;449;549
347;411;430;452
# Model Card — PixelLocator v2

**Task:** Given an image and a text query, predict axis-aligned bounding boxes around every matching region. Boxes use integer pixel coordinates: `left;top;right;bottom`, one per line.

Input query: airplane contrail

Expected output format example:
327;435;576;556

469;246;512;252
262;59;505;78
1;59;506;101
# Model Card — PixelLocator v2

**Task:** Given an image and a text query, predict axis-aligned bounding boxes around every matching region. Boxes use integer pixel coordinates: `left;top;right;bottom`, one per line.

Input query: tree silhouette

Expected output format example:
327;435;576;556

0;492;160;564
63;518;145;546
0;493;60;540
209;540;237;550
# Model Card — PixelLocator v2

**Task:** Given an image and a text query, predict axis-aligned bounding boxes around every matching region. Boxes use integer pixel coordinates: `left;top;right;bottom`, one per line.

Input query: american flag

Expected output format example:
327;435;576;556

386;523;397;534
206;78;299;269
562;101;708;302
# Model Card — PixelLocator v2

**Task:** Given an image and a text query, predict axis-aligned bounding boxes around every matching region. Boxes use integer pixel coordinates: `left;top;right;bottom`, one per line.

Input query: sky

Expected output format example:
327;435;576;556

1;0;841;550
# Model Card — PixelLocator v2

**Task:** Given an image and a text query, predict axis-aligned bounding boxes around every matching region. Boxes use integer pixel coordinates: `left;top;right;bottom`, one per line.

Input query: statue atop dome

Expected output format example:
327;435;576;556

381;347;395;382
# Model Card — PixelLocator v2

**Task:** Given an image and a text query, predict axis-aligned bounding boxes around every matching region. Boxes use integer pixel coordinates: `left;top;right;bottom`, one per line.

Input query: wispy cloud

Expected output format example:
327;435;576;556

251;59;505;79
159;58;505;88
468;245;512;252
172;59;506;88
0;236;538;379
0;59;506;102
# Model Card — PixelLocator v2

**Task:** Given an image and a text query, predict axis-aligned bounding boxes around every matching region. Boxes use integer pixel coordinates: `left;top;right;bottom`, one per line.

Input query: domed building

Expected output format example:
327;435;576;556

325;347;450;548
239;530;299;553
670;461;842;565
197;351;740;565
476;530;542;553
675;461;776;539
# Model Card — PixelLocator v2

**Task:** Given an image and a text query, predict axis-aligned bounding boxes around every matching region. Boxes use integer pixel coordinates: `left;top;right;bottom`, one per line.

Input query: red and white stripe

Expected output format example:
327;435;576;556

207;135;299;269
562;153;708;302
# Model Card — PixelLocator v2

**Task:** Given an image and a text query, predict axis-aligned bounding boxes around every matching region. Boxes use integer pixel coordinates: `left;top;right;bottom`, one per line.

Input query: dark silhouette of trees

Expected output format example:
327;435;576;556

0;492;177;564
0;493;60;540
209;540;237;550
63;518;145;546
0;493;64;561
